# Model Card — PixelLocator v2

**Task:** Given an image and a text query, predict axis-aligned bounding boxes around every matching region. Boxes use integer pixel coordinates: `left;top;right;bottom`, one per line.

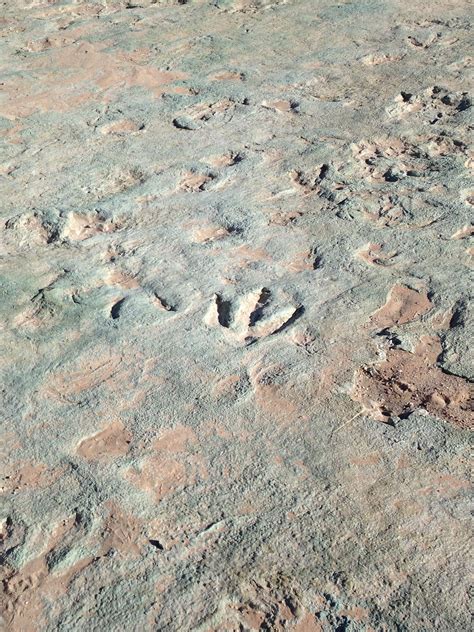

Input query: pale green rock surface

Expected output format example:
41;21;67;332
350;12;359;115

0;1;472;630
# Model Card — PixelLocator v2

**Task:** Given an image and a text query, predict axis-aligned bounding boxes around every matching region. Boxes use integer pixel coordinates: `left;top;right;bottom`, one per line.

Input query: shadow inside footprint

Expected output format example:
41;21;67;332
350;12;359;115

249;287;272;326
216;294;233;328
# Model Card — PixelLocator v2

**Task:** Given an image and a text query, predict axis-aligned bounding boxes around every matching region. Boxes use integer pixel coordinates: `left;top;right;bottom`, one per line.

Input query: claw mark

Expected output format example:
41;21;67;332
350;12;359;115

234;287;270;330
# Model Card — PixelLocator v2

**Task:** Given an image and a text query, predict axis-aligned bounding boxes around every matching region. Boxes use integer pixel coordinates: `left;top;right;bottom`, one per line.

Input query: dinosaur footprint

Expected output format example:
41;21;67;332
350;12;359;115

173;99;237;130
204;287;302;343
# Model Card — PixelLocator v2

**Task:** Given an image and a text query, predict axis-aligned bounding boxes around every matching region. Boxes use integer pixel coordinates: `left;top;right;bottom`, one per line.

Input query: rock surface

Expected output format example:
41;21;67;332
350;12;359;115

0;1;472;630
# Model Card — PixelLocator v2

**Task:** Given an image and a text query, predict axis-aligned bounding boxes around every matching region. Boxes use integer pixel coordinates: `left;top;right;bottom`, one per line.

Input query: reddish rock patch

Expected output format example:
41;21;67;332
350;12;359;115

210;71;244;81
193;224;230;243
1;517;92;632
100;502;144;557
126;455;207;502
293;613;323;631
1;462;62;495
451;225;473;239
356;242;397;267
368;283;432;329
153;425;198;453
126;425;206;501
76;421;132;461
44;353;125;402
351;336;473;427
179;172;213;192
100;119;143;135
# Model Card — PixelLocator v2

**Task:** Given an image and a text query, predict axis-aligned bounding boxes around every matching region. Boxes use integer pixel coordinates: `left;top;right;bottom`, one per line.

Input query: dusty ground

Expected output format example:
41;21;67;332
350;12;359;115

0;1;472;630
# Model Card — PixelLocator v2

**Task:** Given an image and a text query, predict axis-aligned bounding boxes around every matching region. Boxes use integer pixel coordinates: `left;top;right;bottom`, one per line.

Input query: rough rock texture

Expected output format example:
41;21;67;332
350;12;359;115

0;1;472;630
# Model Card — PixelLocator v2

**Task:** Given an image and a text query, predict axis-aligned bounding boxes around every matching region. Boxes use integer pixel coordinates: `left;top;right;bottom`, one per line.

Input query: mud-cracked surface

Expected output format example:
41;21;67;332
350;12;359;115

0;1;472;630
